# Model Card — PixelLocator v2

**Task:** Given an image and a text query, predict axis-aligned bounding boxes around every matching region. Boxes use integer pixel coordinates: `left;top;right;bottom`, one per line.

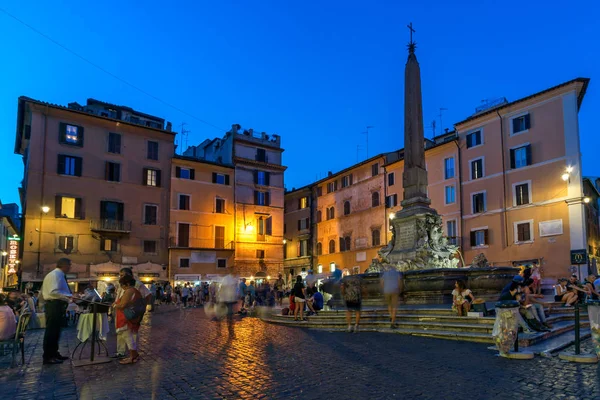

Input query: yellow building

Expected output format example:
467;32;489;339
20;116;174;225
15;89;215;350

168;156;235;284
283;186;312;282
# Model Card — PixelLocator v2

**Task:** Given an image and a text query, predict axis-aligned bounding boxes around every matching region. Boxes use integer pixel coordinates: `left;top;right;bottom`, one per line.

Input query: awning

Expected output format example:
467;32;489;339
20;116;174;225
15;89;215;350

174;274;201;281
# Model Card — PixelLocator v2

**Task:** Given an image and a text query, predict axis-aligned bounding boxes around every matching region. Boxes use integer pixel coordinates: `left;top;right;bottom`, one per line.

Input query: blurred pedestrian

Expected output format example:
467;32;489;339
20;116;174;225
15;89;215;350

239;278;247;309
381;268;401;328
341;274;363;333
274;274;285;307
113;274;145;364
292;275;307;321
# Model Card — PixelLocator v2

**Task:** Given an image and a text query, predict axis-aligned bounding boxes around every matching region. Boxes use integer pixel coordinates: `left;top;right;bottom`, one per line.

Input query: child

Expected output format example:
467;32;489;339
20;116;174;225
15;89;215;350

531;265;542;295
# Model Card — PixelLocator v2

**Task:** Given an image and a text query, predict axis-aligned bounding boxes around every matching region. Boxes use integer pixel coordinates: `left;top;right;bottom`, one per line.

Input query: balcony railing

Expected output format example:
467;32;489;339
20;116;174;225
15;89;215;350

169;237;234;250
90;219;132;233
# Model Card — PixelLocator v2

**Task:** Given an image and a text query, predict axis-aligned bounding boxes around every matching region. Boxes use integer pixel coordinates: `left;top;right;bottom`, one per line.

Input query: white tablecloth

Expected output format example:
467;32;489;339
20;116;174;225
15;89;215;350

76;313;109;342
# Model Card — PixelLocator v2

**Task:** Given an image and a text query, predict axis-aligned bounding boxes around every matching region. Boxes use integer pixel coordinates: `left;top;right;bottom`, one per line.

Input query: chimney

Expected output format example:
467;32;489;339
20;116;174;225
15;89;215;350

248;128;254;136
231;124;240;134
444;128;449;133
328;171;333;176
166;122;172;132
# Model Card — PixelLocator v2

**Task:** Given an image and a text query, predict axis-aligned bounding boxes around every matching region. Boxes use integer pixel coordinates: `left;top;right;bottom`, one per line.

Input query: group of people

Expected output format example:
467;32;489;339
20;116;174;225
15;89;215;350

238;278;277;312
39;258;151;366
554;274;600;306
148;281;215;310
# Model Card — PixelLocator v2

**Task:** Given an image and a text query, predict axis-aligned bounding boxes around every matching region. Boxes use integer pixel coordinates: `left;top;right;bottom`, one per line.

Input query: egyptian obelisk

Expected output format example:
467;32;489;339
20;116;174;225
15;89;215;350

387;23;438;262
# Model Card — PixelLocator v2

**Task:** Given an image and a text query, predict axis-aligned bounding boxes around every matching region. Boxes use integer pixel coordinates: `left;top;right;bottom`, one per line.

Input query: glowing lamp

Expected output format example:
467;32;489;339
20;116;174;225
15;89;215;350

584;197;591;204
41;206;50;214
561;173;570;181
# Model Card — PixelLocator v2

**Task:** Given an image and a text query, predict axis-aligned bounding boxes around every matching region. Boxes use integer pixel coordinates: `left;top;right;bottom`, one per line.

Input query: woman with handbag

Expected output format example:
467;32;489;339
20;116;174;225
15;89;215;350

113;275;144;365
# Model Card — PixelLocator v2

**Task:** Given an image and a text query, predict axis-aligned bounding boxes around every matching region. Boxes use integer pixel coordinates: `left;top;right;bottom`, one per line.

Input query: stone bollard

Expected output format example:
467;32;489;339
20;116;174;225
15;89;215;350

559;301;598;363
587;300;600;359
492;301;534;359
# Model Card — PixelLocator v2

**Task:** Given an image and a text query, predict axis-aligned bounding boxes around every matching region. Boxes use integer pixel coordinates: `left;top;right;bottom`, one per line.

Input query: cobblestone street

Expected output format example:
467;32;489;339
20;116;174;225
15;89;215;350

1;308;599;400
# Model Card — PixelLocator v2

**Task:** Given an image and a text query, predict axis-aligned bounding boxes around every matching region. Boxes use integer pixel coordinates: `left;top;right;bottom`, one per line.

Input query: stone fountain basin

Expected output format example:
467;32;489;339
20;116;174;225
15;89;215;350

322;266;519;305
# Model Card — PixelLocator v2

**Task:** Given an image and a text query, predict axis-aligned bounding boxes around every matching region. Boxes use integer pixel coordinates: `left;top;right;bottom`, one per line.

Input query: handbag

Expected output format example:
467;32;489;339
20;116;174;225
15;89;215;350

123;291;146;321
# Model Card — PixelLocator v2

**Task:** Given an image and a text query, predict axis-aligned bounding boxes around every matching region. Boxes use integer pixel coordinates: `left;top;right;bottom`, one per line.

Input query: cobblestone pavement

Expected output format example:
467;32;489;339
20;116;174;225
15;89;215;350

1;307;599;400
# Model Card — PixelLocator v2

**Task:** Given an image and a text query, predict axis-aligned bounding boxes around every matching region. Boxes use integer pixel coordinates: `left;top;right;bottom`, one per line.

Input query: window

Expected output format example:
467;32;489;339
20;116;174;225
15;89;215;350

256;171;270;186
466;130;482;148
212;173;230;185
340;236;351;252
510;145;532;169
217;259;227;269
144;168;161;187
178;194;191;210
256;249;265;258
327;181;338;193
446;220;457;245
101;238;118;252
59;123;84;147
108;133;121;154
266;216;273;235
143;240;157;254
215;198;225;213
317;264;323;274
341;174;353;188
372;192;380;207
283;243;287;259
55;196;82;219
254;191;270;206
100;201;124;221
445;185;456;205
297;240;308;257
316;210;322;223
470;158;484;180
179;258;190;268
444;157;455;179
299;197;308;209
316;187;323;197
388;173;395;186
147;141;159;160
175;167;195;180
511;113;531;135
256;148;267;162
385;194;398;208
326;207;335;220
316;242;322;256
372;163;379;176
215;226;225;249
330;262;336;272
472;192;486;214
372;229;381;246
515;221;533;243
343;201;351;216
105;162;121;182
470;229;488;247
514;182;531;206
298;218;309;230
58;236;74;254
144;205;157;225
328;239;336;254
177;223;190;247
57;155;82;177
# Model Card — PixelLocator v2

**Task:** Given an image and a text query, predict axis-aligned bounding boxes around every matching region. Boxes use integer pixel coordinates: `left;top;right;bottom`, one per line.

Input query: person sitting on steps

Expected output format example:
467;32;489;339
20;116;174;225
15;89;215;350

452;280;475;317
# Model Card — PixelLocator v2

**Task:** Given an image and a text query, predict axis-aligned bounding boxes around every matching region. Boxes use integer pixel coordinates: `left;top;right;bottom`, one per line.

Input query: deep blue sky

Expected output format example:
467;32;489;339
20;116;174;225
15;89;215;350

1;1;598;206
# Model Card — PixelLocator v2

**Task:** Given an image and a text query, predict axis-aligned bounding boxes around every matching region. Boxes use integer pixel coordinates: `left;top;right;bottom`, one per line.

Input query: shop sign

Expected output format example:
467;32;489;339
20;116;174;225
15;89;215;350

571;249;587;265
7;238;19;274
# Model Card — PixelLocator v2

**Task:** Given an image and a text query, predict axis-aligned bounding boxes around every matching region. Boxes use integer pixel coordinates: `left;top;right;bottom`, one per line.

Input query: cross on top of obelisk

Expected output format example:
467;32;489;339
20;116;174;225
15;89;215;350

407;22;416;53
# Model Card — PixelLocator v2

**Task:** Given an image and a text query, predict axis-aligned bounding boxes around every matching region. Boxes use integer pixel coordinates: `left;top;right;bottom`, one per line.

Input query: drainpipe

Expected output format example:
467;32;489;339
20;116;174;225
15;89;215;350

496;109;509;249
452;138;464;265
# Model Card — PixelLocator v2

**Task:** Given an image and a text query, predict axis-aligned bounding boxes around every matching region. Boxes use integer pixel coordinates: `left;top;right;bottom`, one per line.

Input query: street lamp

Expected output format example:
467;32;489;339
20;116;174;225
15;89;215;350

283;239;287;244
1;251;6;257
561;173;570;182
389;213;395;220
41;206;50;214
584;197;591;204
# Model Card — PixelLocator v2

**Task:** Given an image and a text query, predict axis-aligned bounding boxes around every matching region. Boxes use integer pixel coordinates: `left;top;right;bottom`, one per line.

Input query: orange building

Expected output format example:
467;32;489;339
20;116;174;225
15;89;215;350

168;156;235;284
282;186;312;282
14;97;174;290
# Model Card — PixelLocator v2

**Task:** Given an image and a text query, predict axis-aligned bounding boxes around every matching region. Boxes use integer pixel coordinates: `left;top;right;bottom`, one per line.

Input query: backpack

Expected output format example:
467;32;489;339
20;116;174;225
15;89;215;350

282;307;290;316
343;276;362;302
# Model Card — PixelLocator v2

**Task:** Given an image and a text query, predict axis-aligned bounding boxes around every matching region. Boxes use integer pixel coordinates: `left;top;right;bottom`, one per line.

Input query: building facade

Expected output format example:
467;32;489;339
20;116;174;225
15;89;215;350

168;156;235;285
14;97;175;290
183;125;286;279
284;78;596;285
282;186;312;282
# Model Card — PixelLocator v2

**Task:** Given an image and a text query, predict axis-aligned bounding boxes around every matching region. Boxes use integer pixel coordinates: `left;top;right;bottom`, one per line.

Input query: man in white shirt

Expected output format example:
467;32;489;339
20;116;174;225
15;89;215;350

111;267;151;359
41;258;72;364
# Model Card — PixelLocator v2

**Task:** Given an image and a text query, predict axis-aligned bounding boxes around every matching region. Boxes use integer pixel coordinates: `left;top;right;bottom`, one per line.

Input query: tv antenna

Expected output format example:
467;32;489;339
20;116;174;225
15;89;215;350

361;126;374;159
438;108;448;135
356;144;365;163
179;123;191;154
430;120;436;139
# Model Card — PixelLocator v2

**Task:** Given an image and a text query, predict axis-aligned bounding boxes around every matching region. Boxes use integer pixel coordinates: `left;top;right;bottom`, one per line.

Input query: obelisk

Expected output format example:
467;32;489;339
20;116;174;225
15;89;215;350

399;23;433;215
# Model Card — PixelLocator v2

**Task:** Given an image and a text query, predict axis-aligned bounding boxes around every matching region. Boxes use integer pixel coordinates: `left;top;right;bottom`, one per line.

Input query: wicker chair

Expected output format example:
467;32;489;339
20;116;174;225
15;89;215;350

0;311;32;368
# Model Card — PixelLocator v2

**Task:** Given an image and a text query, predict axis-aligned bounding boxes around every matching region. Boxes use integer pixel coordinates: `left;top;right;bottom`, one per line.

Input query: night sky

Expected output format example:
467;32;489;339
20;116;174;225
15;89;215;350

1;1;598;206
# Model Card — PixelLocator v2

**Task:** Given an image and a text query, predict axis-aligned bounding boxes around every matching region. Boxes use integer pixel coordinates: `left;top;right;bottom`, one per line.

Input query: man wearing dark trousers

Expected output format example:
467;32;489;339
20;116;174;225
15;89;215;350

41;258;73;365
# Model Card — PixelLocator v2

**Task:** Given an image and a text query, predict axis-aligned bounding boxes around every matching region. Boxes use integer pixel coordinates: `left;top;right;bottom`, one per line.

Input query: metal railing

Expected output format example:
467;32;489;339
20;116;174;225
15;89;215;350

169;237;234;250
90;219;132;232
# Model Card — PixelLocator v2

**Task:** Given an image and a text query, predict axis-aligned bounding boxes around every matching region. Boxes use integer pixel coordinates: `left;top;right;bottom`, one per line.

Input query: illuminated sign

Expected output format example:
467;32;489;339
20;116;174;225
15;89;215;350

7;239;19;274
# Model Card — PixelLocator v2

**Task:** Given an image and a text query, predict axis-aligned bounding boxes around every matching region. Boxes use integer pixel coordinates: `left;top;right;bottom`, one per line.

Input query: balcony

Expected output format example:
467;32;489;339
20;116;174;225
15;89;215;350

169;237;234;250
90;219;132;234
